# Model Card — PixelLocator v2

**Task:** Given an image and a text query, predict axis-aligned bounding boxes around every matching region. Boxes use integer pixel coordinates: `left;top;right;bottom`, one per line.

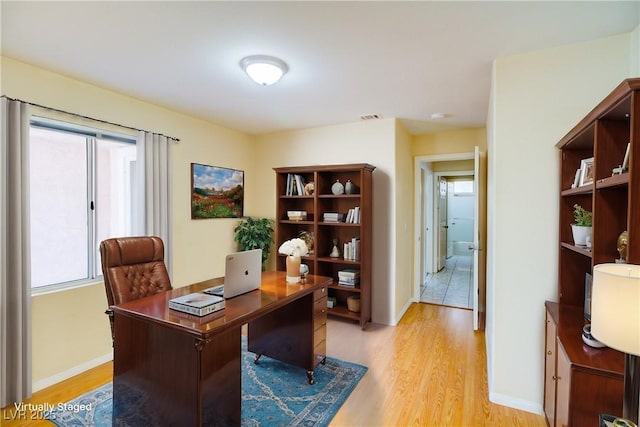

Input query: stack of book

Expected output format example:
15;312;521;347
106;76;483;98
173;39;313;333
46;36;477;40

343;237;360;261
323;212;345;223
169;293;225;316
338;269;360;287
287;210;307;221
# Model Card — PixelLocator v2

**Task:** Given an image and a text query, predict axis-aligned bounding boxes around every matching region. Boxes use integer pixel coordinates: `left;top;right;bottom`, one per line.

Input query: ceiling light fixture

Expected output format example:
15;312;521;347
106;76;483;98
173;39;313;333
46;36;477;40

240;55;288;86
430;113;447;120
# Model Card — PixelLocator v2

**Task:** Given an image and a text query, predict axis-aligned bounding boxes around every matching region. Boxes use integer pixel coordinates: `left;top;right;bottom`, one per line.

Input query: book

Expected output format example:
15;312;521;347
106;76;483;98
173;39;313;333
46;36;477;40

338;269;360;278
294;174;305;196
342;238;360;261
169;293;225;316
338;282;356;287
323;212;345;222
345;207;360;224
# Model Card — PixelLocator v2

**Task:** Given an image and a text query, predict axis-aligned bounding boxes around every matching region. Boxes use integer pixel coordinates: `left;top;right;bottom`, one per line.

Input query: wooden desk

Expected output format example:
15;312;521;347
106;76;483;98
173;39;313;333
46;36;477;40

110;271;331;426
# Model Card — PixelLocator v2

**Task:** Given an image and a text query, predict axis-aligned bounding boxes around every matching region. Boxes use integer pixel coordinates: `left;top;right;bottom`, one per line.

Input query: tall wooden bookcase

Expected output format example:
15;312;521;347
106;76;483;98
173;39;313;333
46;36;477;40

274;164;375;329
544;78;639;427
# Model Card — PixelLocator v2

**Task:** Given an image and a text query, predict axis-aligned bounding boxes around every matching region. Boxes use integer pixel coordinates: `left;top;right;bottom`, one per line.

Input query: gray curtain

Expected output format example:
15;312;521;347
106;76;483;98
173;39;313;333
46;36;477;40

0;98;32;407
136;131;173;276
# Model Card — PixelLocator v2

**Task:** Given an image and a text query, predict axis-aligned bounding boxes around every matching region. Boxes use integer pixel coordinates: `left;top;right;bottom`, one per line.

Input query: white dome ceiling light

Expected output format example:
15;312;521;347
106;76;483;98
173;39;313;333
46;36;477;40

240;55;288;86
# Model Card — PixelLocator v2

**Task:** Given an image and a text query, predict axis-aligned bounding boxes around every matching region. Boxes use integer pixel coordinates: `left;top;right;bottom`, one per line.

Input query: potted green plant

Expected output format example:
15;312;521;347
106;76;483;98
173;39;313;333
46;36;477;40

234;217;274;270
571;204;592;247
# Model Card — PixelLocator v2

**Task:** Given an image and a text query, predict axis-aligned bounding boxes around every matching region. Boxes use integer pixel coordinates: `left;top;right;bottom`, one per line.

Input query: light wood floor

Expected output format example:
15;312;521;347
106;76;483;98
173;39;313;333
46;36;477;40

2;303;546;427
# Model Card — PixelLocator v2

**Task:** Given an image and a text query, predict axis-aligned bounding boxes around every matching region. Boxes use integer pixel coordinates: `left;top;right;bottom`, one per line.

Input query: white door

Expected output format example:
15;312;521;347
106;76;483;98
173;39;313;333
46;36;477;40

472;146;482;330
437;178;448;271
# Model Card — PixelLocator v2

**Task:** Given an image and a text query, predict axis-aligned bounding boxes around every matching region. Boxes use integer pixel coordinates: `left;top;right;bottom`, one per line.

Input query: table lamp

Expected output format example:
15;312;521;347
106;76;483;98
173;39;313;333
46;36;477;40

591;263;640;424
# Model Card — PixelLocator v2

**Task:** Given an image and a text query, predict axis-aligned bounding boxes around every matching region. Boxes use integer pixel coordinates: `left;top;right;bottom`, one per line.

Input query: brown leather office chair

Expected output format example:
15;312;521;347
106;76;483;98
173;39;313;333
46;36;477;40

100;236;172;342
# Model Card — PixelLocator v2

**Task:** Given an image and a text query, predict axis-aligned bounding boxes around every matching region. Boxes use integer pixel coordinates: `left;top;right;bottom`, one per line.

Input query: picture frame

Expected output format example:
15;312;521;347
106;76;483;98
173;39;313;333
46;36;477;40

578;157;594;187
571;168;580;189
191;163;244;219
584;272;593;321
622;142;630;171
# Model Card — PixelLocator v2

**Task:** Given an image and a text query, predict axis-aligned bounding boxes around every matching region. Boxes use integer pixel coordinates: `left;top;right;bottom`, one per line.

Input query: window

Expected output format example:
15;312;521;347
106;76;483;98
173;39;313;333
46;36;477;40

452;180;474;196
29;118;137;290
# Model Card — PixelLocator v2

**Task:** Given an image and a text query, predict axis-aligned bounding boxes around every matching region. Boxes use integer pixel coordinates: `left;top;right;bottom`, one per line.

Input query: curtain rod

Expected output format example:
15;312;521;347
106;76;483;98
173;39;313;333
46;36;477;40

1;95;180;142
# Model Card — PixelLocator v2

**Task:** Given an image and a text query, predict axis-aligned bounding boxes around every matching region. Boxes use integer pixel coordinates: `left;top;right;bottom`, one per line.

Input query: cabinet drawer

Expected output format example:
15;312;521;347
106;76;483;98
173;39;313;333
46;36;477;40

314;287;327;301
314;296;328;317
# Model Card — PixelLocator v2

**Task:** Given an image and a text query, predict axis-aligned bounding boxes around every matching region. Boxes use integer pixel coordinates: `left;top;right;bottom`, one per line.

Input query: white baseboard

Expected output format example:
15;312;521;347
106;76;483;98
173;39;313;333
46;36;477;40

33;353;113;392
489;391;544;415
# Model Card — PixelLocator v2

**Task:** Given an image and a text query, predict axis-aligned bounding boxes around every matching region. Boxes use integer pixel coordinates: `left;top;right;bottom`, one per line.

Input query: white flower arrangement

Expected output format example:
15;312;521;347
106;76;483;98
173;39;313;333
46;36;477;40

278;238;309;257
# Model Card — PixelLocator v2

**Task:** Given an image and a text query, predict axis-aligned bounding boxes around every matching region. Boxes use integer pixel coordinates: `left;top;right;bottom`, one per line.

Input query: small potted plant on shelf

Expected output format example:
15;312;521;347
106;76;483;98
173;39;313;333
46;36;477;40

234;217;274;270
571;204;592;247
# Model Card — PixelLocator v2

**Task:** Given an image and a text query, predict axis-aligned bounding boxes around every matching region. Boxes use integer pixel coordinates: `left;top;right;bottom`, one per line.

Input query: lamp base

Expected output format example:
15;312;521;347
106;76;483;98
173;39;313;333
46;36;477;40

623;354;640;425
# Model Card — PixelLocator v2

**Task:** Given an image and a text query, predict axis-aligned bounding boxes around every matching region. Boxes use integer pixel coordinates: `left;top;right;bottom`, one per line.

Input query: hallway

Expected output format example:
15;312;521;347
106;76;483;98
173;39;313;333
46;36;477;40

420;254;473;309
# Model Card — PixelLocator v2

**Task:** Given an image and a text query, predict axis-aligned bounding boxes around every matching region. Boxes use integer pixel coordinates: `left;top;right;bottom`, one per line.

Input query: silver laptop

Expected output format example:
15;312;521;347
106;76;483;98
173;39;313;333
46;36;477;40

203;249;262;299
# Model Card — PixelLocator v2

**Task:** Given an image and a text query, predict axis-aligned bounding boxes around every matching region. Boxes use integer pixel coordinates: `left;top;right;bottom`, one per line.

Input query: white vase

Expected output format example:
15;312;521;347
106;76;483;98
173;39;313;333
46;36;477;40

331;180;344;195
286;255;301;283
571;224;592;247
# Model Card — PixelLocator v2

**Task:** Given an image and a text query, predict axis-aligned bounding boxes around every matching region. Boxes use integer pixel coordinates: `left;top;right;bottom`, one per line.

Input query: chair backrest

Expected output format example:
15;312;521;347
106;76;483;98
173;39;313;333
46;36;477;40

100;236;173;341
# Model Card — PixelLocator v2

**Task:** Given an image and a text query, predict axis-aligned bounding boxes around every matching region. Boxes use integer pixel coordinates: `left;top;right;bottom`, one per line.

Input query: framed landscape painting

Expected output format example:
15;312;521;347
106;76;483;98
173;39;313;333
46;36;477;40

191;163;244;219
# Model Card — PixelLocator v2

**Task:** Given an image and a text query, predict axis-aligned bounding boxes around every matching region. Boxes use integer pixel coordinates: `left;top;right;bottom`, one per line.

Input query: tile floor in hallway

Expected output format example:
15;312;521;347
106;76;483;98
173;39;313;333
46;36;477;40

420;254;473;309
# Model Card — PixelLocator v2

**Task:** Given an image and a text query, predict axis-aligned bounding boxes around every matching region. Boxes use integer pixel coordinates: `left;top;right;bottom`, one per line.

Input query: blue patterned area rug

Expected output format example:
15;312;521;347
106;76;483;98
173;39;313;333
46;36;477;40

45;343;366;427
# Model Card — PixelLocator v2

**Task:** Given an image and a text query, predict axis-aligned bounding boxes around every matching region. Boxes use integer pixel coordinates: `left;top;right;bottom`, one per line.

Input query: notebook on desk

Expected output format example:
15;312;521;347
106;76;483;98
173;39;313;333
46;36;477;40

203;249;262;299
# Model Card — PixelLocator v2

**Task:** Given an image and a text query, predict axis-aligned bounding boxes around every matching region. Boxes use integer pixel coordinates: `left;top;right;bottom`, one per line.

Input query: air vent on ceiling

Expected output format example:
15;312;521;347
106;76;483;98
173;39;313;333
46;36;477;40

360;114;382;121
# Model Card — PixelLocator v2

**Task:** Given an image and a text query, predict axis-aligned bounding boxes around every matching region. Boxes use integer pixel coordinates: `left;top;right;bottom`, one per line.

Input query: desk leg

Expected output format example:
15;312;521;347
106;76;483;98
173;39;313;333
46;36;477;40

113;314;241;426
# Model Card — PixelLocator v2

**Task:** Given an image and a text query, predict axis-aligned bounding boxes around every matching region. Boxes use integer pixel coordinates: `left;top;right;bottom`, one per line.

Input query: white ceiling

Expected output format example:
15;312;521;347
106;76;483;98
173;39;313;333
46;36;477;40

2;1;638;135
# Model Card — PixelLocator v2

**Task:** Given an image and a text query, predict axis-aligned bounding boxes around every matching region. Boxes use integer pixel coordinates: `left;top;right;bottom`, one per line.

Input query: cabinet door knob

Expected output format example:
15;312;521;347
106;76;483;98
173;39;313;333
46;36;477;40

547;350;552;355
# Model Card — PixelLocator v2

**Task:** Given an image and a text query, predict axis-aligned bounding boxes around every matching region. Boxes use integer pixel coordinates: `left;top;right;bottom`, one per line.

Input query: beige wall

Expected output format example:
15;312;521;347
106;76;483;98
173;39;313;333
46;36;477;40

394;120;414;322
631;25;640;75
1;57;255;387
254;119;398;325
487;32;635;413
431;159;474;173
413;127;487;156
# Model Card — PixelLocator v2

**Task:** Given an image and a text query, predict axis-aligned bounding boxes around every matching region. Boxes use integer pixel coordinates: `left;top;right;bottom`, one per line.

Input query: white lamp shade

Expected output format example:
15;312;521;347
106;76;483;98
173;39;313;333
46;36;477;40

240;55;288;86
591;263;640;356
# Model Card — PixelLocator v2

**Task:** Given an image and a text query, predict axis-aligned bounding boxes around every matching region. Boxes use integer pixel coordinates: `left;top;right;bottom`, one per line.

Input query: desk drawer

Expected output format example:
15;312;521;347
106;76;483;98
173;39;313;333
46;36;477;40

314;287;327;301
314;340;326;366
314;310;327;331
314;296;328;318
314;324;326;348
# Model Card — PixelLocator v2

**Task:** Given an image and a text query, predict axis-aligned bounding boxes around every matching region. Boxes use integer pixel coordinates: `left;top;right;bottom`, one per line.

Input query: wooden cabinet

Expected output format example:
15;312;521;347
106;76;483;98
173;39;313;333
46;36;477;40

544;303;624;427
274;164;375;329
544;309;559;426
555;341;571;427
545;77;640;427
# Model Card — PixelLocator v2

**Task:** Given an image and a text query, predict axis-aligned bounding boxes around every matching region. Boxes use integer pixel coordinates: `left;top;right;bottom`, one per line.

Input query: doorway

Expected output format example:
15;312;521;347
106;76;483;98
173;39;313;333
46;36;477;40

421;175;475;309
413;149;486;330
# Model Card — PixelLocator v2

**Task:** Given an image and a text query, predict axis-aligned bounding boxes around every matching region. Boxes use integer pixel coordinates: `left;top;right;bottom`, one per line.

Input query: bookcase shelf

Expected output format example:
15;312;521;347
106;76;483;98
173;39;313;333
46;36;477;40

544;78;640;427
274;163;375;329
